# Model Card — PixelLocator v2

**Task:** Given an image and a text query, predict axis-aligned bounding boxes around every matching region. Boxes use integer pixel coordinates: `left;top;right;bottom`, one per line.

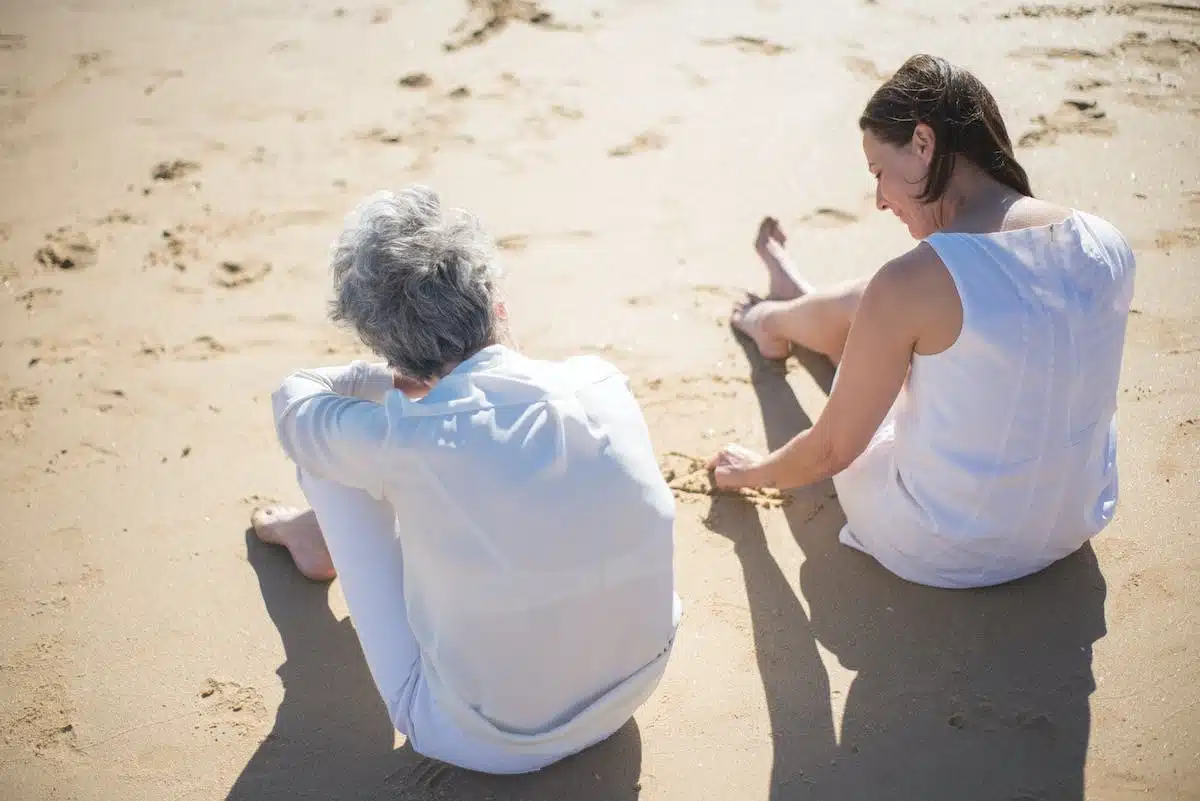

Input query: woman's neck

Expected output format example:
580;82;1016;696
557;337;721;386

934;166;1022;233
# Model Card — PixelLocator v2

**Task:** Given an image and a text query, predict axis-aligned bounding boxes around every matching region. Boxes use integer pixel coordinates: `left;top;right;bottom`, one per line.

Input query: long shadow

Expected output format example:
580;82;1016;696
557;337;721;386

703;496;839;800
229;530;643;801
717;335;1107;800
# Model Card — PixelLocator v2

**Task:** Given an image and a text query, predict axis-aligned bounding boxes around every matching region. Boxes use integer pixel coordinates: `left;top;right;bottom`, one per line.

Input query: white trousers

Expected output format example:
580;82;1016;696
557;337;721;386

298;469;422;733
298;468;677;774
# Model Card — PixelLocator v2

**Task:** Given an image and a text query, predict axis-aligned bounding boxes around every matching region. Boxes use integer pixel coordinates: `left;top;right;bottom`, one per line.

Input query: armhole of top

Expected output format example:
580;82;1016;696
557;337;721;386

916;235;969;358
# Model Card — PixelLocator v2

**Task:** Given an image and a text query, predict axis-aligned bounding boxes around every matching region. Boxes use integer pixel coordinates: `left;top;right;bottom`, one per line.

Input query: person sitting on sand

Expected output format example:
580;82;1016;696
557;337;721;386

707;54;1135;589
252;185;681;774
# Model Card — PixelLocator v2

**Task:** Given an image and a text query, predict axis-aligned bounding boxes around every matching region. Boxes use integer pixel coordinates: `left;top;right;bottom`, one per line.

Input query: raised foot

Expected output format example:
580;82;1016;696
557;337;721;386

755;216;813;301
251;506;337;582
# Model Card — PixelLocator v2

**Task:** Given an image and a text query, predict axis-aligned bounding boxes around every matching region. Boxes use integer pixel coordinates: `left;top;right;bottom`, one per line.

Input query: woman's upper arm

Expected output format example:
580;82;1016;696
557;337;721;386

813;252;929;468
272;371;391;498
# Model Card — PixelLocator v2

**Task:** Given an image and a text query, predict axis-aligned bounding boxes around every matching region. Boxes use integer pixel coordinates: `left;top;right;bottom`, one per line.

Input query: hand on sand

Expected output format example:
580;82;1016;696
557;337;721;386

707;444;768;490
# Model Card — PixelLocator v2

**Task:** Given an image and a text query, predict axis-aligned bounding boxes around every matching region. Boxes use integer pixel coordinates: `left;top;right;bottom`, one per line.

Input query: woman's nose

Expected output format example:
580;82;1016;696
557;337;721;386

875;184;887;211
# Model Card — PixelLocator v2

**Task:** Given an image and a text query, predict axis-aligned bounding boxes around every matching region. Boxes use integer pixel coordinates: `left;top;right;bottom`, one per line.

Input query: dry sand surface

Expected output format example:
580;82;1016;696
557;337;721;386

2;1;1198;799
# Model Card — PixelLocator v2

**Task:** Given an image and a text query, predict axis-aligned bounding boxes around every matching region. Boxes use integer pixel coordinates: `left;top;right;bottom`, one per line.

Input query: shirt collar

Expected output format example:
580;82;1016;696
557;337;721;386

444;343;511;378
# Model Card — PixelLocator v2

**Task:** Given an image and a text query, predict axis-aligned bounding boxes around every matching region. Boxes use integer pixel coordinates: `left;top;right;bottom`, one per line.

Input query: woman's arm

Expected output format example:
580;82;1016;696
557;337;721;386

712;251;935;490
271;362;394;497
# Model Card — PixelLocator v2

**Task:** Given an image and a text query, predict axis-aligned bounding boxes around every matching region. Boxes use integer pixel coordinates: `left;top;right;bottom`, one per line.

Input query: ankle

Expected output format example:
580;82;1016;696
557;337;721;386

758;302;785;339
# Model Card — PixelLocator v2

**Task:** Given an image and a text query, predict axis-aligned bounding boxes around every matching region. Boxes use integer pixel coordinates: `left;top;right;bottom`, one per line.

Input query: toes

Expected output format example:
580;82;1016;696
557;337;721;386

767;217;785;244
730;296;757;325
297;560;337;583
252;505;299;524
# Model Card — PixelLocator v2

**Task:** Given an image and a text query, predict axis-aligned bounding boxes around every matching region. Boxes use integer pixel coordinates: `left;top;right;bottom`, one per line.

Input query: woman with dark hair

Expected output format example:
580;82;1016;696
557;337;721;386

708;54;1136;589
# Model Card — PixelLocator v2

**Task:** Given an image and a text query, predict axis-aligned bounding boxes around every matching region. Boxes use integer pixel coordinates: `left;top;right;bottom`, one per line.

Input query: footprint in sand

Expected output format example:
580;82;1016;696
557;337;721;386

398;71;433;89
1154;227;1200;253
213;260;272;289
798;207;859;228
701;35;792;56
96;210;139;225
358;126;405;145
151;159;200;182
443;0;576;52
173;335;233;362
843;55;889;82
2;388;40;412
1070;77;1111;92
1018;99;1115;147
550;103;584;120
196;679;267;739
35;226;96;271
495;229;592;252
145;225;198;271
609;130;667;158
1118;31;1199;70
1013;32;1197;71
496;234;528;251
1011;45;1108;63
15;287;61;311
999;2;1200;25
998;4;1098;19
0;637;78;758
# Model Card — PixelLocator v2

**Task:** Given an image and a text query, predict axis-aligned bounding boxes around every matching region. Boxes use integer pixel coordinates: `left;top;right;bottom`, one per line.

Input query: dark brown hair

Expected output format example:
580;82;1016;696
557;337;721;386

860;54;1033;202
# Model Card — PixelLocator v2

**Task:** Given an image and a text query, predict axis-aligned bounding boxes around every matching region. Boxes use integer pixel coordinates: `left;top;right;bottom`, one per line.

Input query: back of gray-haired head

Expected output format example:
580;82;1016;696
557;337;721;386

329;186;503;381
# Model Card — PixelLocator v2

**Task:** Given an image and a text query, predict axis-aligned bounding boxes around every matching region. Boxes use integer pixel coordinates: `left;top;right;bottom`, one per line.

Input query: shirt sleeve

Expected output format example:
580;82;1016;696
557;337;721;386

271;361;395;497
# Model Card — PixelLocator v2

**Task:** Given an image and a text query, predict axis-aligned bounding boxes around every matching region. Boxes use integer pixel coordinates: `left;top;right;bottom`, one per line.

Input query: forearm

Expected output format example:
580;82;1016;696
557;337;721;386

749;428;845;491
274;361;394;408
270;362;392;496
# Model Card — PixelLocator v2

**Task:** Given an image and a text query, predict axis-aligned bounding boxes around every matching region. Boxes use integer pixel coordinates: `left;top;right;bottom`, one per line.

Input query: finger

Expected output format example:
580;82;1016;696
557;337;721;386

713;465;741;490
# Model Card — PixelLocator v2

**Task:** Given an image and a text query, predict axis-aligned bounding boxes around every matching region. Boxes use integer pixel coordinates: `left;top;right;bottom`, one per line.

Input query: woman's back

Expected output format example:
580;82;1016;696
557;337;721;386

892;209;1135;584
834;207;1136;588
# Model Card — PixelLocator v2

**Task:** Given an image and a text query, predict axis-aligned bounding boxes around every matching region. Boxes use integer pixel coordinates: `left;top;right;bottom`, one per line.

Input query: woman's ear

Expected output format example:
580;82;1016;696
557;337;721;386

495;300;509;321
912;123;936;165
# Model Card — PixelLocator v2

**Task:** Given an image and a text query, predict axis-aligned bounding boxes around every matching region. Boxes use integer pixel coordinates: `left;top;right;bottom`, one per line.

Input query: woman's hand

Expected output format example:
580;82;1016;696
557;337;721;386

393;373;434;400
707;444;769;490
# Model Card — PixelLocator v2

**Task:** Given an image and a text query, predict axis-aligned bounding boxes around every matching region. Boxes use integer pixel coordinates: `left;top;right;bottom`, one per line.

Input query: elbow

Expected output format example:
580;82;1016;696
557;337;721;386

827;449;856;477
826;435;863;478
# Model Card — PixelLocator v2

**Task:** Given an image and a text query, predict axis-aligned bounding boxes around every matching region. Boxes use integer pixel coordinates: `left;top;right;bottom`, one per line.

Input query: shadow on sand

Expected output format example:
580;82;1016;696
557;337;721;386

229;334;1105;801
700;336;1108;801
228;530;643;801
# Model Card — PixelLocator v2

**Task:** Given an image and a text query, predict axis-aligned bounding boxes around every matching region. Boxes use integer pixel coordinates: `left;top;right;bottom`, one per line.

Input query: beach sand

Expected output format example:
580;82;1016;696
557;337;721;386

1;1;1197;799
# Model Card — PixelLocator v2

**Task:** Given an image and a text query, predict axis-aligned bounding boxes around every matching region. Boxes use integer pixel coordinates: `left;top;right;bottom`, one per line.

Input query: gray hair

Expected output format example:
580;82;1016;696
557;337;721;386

329;185;503;380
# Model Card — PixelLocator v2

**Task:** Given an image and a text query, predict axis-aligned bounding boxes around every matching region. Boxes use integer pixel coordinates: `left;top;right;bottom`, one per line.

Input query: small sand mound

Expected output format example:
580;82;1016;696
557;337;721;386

660;451;790;509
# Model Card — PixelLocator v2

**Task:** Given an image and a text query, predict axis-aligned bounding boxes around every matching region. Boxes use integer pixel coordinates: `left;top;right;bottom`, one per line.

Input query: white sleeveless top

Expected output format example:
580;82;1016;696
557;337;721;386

832;209;1136;588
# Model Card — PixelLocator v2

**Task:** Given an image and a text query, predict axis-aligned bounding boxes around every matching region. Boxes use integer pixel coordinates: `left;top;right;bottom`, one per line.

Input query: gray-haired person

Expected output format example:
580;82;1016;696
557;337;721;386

251;186;681;774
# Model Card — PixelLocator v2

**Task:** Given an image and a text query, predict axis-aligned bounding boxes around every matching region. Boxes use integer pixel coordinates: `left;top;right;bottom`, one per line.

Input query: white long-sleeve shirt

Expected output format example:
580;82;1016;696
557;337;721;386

271;345;680;771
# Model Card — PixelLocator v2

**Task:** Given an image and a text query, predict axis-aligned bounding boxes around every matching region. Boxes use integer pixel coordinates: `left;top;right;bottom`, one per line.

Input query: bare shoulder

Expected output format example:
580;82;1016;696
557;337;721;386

874;242;955;303
871;244;962;354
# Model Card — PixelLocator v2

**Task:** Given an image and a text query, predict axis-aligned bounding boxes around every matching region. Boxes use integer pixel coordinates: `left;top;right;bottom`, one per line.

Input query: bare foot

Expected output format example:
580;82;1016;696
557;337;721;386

731;294;790;360
754;217;813;300
251;506;337;581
